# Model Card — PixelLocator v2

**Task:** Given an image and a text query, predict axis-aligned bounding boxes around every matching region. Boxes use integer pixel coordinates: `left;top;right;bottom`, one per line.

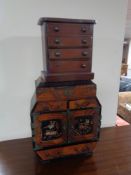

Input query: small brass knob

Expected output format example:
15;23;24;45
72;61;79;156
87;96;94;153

55;51;61;57
81;64;87;68
81;27;86;32
54;26;59;32
82;51;88;56
82;39;87;44
54;38;60;44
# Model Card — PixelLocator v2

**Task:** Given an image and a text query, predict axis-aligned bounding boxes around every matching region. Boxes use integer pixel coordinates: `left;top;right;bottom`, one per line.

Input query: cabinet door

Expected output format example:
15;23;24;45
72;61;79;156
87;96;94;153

69;109;100;143
34;113;67;148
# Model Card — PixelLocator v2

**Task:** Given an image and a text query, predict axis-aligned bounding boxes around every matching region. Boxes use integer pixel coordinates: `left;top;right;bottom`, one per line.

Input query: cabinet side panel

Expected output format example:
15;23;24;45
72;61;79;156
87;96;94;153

41;24;47;71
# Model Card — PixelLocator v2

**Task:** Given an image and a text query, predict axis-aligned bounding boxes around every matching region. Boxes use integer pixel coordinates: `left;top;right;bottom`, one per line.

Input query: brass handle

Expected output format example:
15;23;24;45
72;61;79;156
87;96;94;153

81;27;86;32
54;26;59;32
82;39;87;44
80;106;86;109
55;51;61;57
81;64;87;68
54;38;60;44
82;51;88;56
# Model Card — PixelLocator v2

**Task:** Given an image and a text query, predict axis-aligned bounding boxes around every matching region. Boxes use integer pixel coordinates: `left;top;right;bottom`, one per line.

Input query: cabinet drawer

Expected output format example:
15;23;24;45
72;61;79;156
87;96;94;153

33;101;67;113
37;142;97;161
48;60;91;73
48;48;92;59
47;36;92;48
36;84;96;102
69;98;100;110
47;23;93;36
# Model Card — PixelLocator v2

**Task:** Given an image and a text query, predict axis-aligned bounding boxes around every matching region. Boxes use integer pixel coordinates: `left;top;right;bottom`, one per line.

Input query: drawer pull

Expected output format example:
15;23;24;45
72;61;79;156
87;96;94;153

82;39;87;44
54;26;59;32
82;51;88;56
81;64;87;68
81;27;86;32
54;38;60;44
55;52;61;57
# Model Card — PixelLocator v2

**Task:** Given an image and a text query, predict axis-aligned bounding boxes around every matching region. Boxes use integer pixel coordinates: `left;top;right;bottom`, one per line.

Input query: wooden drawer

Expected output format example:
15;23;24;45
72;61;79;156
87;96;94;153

37;142;97;161
48;60;91;73
47;36;92;48
47;23;93;36
42;71;94;82
69;98;99;110
48;48;92;59
33;101;67;113
36;84;96;102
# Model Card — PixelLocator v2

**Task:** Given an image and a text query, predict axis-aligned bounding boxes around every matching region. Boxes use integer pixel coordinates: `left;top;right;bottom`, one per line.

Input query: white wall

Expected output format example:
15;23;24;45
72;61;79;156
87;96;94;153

0;0;128;141
127;40;131;76
128;40;131;69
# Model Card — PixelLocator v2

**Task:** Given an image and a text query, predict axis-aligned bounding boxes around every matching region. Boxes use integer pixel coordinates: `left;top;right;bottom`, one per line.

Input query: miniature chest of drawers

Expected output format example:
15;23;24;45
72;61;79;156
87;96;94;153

38;17;95;82
30;17;101;162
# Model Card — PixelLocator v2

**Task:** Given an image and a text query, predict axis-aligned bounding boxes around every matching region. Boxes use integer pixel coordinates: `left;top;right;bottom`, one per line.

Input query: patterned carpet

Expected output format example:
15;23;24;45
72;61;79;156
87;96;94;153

116;116;130;126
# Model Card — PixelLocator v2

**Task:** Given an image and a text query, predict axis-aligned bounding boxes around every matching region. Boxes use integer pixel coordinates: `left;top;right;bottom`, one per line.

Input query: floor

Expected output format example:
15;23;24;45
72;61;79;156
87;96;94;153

0;126;131;175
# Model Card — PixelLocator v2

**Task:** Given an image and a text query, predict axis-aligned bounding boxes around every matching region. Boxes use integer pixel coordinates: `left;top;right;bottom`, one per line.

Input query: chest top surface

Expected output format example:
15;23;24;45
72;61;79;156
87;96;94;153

38;17;96;25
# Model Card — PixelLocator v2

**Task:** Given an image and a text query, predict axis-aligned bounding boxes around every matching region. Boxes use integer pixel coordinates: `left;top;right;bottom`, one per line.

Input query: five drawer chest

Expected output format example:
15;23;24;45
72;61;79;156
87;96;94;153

30;17;101;162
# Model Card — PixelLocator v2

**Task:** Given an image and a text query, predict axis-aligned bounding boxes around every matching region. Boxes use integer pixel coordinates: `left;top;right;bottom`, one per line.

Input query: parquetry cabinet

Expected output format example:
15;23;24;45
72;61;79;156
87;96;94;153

30;17;101;161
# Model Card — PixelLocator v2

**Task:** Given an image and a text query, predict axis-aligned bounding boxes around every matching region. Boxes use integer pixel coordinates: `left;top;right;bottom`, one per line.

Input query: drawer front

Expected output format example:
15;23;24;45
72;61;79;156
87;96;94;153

33;101;67;113
45;72;94;82
48;48;92;59
48;60;91;73
36;85;96;102
69;109;100;142
68;85;96;99
69;98;99;110
37;142;97;161
47;36;92;48
47;23;93;35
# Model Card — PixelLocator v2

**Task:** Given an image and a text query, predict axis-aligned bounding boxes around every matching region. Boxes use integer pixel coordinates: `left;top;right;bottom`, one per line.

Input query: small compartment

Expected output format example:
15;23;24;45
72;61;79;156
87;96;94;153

48;48;92;59
48;60;91;73
69;98;99;110
47;23;93;36
33;101;67;113
47;36;92;48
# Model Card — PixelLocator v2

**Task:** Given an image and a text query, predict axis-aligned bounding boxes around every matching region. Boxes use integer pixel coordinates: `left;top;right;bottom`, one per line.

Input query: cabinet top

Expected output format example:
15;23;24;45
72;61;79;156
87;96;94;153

38;17;96;25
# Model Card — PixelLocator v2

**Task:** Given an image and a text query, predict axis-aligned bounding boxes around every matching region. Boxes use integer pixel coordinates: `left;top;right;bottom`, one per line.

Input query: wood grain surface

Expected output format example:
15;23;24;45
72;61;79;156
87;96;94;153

36;84;96;102
1;126;131;175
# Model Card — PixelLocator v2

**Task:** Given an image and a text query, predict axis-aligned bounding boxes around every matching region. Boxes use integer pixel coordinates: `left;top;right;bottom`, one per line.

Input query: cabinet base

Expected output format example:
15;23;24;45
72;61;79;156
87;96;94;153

41;71;94;82
36;142;97;161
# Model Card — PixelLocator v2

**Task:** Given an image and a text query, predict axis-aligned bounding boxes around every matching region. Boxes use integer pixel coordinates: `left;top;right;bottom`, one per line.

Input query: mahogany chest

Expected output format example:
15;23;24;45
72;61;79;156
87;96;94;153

30;17;101;162
38;17;95;82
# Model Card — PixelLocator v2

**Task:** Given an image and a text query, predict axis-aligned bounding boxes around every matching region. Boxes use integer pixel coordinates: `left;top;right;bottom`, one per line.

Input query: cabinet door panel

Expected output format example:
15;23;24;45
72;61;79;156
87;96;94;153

34;113;67;148
69;109;100;143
